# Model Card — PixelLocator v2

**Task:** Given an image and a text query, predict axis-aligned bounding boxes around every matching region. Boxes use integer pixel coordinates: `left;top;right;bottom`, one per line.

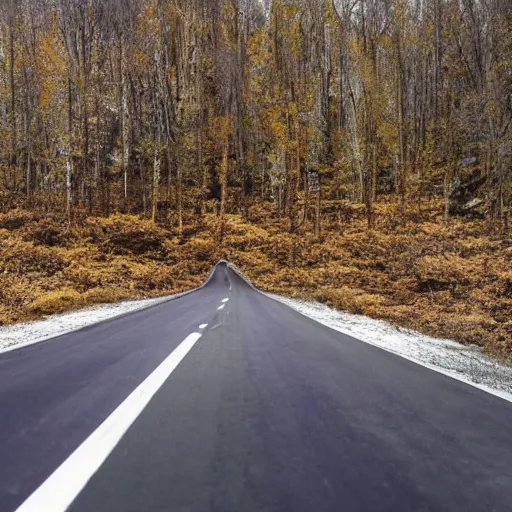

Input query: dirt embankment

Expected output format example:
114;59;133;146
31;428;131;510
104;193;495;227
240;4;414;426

0;202;511;358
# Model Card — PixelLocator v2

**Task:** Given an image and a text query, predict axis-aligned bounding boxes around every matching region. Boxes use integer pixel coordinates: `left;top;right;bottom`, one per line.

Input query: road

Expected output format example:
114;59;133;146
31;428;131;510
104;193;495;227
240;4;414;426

1;262;512;512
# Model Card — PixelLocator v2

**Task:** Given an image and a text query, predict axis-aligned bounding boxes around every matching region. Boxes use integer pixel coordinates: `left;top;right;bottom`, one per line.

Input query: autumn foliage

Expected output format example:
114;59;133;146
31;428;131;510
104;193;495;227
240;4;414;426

1;200;511;359
0;1;511;357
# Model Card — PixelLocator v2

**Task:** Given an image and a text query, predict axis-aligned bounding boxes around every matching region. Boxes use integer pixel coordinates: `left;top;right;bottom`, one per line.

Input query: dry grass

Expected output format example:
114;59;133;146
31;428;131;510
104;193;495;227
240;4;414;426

0;201;510;359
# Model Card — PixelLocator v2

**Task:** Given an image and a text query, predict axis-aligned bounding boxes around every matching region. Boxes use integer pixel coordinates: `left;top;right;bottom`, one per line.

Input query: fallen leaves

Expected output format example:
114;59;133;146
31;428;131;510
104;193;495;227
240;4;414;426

0;200;510;358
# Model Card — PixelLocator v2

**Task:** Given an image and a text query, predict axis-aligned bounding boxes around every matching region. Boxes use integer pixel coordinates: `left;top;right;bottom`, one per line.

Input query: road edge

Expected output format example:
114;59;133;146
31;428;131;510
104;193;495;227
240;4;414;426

0;264;221;355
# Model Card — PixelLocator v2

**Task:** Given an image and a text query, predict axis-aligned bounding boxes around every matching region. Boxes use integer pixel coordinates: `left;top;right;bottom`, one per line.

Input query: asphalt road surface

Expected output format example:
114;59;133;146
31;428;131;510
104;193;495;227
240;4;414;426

1;263;512;512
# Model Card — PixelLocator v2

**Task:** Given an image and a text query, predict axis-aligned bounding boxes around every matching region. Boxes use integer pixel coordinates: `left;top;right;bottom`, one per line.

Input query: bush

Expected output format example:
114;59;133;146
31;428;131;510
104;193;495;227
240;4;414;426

26;289;84;316
0;240;68;276
414;254;474;292
24;221;70;247
0;210;36;231
82;288;131;304
314;286;384;316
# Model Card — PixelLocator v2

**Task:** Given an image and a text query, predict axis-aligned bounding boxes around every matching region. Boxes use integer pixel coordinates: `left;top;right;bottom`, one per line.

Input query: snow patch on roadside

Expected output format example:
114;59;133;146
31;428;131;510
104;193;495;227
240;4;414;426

0;296;173;354
0;262;223;355
269;294;512;403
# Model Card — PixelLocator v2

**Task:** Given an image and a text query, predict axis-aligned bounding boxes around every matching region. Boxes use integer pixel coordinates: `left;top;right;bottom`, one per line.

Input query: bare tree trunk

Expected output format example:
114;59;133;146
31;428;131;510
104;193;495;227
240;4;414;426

9;19;17;179
176;151;183;236
80;11;89;209
119;40;129;202
22;63;31;203
218;140;228;244
433;0;441;148
443;170;451;225
364;142;376;229
397;52;406;222
314;189;321;237
66;74;73;224
152;139;161;223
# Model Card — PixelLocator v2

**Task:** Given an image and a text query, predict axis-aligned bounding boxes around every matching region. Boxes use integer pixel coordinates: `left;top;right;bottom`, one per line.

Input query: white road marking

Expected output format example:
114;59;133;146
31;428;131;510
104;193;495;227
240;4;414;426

217;305;225;310
16;332;202;512
199;324;208;329
221;298;229;303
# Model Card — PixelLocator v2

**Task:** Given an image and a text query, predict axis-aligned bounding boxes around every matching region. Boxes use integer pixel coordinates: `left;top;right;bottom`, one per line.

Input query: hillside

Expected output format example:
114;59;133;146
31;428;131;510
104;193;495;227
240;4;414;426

1;2;511;357
1;201;511;359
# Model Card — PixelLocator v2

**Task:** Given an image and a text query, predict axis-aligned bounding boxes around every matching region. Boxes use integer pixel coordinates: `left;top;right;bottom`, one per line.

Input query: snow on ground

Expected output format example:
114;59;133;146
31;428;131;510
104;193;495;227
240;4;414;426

269;293;512;403
0;267;221;354
0;295;173;354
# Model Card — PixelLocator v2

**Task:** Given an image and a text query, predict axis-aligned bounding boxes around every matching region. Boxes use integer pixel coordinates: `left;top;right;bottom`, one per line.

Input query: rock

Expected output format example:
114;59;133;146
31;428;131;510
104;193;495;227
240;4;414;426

462;198;485;211
461;156;477;167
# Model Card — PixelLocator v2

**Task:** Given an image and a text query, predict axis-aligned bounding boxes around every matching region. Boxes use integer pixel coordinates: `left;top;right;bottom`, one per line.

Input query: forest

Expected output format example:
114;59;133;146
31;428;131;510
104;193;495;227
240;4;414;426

0;0;511;355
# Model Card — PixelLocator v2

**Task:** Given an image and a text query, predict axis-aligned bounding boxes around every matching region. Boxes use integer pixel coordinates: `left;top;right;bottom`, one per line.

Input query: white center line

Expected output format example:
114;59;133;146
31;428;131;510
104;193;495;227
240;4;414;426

221;298;229;303
15;332;202;512
199;324;208;329
217;305;225;311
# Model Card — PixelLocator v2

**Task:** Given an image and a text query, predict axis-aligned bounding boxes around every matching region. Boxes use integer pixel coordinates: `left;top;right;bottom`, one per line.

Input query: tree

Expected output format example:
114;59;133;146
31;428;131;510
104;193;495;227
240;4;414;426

0;0;509;237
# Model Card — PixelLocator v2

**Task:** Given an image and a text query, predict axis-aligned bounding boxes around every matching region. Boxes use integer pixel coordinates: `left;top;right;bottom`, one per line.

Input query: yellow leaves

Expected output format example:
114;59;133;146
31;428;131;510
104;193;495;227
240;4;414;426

211;116;233;142
272;0;302;60
315;286;385;316
137;0;161;47
403;32;420;50
248;28;266;61
379;33;394;53
265;102;306;152
27;289;84;316
40;26;66;75
247;27;273;102
377;122;398;151
37;20;66;112
288;101;298;117
265;106;288;148
270;120;287;143
218;0;239;49
281;4;300;19
139;0;158;26
324;0;340;26
348;37;362;57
